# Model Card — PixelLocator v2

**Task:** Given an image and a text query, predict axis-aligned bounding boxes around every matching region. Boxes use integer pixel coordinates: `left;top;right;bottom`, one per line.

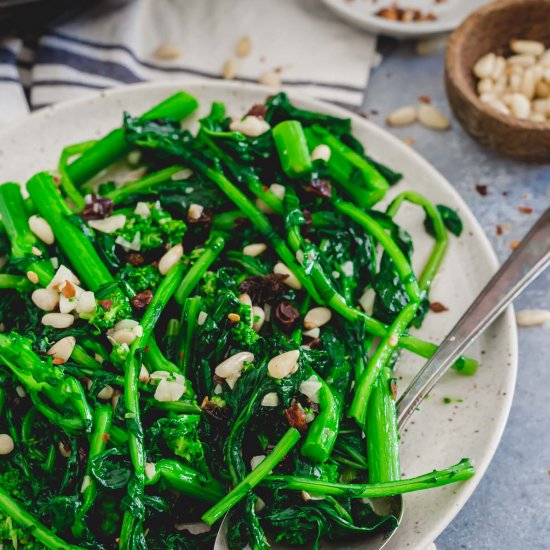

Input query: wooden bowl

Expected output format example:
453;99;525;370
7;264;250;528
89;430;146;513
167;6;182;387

445;0;550;162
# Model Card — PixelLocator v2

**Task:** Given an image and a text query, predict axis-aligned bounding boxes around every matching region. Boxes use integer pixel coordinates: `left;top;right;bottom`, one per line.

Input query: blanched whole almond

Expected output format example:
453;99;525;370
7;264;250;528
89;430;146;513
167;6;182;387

159;244;183;275
311;144;331;162
229;116;270;137
268;349;299;379
222;58;237;80
252;306;265;332
47;336;76;363
386;105;416;127
273;262;302;290
509;93;531;118
243;243;267;257
88;214;126;234
29;215;54;245
516;309;550;326
32;287;59;311
261;392;279;407
27;271;38;284
417;104;450;130
215;352;254;379
259;70;281;88
303;307;332;329
41;313;74;328
299;375;322;402
0;434;15;455
139;365;150;383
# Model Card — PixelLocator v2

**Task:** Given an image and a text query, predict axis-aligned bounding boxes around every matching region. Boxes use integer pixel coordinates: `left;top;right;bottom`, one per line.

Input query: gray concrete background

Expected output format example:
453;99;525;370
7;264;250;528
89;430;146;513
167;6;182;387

362;40;550;550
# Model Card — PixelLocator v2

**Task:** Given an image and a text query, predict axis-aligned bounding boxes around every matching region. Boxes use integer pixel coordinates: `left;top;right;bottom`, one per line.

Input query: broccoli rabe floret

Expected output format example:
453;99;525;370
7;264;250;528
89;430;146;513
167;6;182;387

115;203;186;251
119;264;161;294
81;287;132;331
232;321;259;347
109;342;129;367
0;468;41;549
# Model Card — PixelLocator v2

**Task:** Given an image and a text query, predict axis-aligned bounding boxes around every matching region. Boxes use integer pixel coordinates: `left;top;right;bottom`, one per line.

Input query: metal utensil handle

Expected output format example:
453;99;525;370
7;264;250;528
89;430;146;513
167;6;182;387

397;207;550;429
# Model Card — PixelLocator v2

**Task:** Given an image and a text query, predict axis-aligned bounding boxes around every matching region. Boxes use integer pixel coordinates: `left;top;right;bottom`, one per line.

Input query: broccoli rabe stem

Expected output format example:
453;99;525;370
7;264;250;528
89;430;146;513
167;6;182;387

144;459;225;502
386;191;448;296
0;183;54;286
177;296;202;376
58;141;96;211
66;92;199;186
73;404;112;538
304;124;389;208
26;172;113;291
272;120;312;178
106;164;186;204
262;458;475;498
349;301;419;428
0;486;81;550
0;274;33;293
366;365;401;483
174;235;226;304
121;261;185;549
202;428;301;526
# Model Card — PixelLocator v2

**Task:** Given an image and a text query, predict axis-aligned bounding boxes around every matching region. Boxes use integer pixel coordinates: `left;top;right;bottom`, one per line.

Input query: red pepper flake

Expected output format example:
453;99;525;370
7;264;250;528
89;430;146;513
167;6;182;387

517;205;533;214
61;280;76;299
52;357;65;365
101;433;111;444
510;240;520;250
419;95;431;104
496;224;503;236
98;299;112;311
430;301;449;313
475;184;488;196
284;403;308;432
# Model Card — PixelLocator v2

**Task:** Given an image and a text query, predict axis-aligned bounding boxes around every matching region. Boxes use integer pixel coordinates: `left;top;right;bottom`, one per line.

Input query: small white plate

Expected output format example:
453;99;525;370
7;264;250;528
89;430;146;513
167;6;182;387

321;0;494;38
0;81;517;549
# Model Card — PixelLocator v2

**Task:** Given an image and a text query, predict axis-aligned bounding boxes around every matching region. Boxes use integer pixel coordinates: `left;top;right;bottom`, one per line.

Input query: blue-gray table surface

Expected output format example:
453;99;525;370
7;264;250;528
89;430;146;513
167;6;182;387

362;40;550;550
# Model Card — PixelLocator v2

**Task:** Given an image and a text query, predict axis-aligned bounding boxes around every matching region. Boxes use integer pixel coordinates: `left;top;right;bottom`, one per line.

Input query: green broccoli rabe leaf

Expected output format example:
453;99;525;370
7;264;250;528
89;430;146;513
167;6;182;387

90;448;132;490
424;205;463;237
115;202;187;251
119;264;161;294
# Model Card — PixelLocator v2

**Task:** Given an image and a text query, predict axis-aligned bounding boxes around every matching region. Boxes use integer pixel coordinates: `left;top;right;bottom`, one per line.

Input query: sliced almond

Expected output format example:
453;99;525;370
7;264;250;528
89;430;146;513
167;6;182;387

252;306;265;333
259;70;281;88
215;352;254;380
32;288;59;311
311;144;331;162
261;392;279;407
154;43;182;60
222;59;237;80
235;36;252;57
229;115;270;137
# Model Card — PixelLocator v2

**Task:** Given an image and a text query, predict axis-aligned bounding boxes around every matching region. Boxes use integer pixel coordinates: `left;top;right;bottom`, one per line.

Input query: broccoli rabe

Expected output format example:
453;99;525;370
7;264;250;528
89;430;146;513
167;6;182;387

109;342;130;367
81;286;132;331
232;320;259;347
0;468;41;549
115;203;186;251
119;264;161;294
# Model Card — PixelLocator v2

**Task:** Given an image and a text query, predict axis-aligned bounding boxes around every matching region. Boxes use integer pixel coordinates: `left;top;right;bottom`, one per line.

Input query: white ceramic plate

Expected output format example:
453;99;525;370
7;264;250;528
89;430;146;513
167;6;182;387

0;81;517;549
321;0;494;38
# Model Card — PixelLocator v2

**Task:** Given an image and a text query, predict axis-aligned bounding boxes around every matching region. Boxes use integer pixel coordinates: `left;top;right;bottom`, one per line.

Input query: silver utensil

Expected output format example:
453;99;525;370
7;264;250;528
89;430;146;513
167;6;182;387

215;207;550;550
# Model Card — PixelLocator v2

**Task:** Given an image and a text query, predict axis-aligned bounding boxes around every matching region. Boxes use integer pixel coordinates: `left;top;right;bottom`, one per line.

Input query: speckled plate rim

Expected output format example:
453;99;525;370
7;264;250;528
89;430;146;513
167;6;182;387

320;0;495;38
0;80;518;549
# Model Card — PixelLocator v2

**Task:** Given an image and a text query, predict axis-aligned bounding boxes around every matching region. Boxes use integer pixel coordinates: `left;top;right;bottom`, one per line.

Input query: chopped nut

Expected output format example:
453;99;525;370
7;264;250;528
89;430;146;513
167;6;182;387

154;43;182;60
430;302;449;313
259;70;281;88
222;58;237;80
516;309;550;326
235;36;252;58
386;105;416;127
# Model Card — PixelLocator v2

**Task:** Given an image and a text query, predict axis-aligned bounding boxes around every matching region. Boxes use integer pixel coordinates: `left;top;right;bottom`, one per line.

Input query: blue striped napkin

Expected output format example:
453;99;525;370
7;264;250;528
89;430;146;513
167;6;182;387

0;0;377;126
